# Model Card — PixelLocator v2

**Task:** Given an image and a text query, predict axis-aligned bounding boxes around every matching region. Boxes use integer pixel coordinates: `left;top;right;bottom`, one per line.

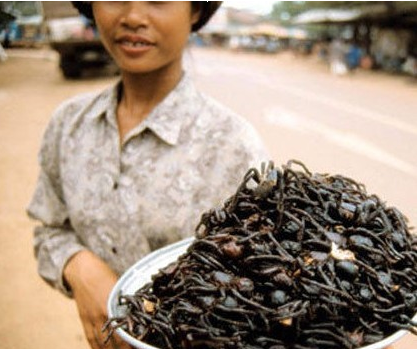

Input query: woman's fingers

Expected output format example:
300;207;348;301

109;334;133;349
64;251;122;348
84;321;104;349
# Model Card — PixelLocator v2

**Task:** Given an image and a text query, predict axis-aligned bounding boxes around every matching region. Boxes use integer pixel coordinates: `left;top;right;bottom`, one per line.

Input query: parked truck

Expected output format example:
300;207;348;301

42;1;115;78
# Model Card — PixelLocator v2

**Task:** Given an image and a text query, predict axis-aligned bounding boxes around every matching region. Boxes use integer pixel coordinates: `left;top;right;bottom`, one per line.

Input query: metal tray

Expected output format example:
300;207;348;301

108;237;416;349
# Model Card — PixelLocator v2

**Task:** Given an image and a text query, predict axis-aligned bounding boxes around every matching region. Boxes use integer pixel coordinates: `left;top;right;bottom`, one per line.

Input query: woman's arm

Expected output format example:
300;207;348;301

27;102;131;348
64;250;131;349
28;105;86;295
29;151;131;349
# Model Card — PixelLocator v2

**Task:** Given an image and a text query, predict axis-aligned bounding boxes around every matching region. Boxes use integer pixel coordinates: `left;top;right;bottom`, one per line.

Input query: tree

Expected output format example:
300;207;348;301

0;4;15;30
1;1;40;18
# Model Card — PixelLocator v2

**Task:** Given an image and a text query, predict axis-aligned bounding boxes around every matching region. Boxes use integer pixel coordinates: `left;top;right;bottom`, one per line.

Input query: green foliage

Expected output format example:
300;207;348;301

0;1;40;18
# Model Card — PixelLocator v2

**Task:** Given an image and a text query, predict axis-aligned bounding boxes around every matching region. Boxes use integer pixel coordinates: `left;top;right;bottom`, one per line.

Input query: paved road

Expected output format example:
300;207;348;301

188;49;417;226
0;47;415;349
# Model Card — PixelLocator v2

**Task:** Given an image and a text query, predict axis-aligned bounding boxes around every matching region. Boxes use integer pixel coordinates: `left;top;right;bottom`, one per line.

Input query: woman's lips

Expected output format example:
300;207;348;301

116;35;155;54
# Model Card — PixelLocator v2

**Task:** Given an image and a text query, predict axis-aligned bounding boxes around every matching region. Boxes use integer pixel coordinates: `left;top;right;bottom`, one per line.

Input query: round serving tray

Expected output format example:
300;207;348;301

108;237;416;349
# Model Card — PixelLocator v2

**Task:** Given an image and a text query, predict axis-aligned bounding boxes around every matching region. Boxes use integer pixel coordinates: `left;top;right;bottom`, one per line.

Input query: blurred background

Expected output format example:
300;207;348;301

0;1;416;349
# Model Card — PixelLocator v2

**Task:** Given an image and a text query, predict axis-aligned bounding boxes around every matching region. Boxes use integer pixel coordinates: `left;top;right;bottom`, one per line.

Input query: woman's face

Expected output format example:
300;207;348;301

92;1;199;75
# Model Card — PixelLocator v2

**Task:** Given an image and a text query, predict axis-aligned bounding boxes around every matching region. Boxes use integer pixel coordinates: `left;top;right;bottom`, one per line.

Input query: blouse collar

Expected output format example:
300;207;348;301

89;72;199;146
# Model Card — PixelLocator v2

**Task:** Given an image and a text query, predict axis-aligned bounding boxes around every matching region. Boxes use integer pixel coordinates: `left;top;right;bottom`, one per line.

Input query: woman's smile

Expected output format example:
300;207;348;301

115;34;156;56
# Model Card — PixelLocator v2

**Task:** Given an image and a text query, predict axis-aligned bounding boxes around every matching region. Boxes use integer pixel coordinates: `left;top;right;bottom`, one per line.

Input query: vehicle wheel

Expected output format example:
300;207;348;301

60;54;82;79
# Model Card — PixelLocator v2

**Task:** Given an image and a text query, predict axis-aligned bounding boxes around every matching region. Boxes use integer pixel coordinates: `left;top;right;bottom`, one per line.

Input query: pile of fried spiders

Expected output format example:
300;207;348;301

105;160;417;349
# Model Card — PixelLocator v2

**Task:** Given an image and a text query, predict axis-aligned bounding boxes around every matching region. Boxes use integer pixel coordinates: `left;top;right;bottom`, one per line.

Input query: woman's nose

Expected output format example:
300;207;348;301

121;2;150;30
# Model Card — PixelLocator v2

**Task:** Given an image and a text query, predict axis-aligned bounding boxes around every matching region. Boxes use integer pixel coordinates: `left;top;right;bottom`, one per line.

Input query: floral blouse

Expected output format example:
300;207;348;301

27;73;269;296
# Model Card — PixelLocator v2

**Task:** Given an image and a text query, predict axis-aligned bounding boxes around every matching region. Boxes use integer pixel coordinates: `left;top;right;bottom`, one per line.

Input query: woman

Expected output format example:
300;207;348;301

27;2;268;349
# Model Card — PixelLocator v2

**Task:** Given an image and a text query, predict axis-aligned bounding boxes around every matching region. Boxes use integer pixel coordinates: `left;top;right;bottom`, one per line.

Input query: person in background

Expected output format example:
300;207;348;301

345;40;363;71
329;38;348;76
27;2;269;349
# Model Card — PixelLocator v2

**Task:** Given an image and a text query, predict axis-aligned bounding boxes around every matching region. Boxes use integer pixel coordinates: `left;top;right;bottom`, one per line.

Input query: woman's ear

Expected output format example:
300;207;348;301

191;6;201;27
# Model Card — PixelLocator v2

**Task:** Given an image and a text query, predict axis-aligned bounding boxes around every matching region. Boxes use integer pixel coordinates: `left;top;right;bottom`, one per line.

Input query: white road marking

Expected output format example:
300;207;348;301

193;58;417;136
264;107;417;177
269;83;417;137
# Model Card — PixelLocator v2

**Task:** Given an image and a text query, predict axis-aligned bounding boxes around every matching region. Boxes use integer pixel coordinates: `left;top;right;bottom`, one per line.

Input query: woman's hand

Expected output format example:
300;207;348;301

64;250;131;349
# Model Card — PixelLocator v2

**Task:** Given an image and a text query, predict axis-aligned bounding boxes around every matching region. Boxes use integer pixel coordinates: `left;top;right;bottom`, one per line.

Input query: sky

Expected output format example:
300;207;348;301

223;0;278;15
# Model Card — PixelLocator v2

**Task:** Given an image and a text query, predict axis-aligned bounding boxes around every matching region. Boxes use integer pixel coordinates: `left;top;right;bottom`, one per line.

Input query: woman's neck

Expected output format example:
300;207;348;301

120;65;183;120
116;63;183;142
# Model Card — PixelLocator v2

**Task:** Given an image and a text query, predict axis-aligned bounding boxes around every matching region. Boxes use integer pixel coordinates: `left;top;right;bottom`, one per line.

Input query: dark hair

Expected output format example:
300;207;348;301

191;1;222;32
71;1;222;32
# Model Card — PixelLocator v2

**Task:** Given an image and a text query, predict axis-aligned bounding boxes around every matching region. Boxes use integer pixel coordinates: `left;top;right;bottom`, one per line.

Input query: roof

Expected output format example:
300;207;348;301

293;4;387;25
293;3;417;28
15;14;42;26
